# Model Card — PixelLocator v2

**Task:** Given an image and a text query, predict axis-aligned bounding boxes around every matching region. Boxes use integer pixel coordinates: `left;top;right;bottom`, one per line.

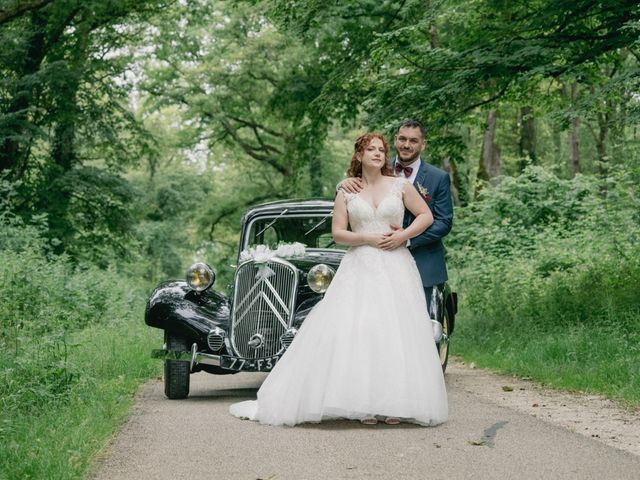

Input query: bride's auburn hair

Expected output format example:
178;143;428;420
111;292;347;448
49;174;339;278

347;133;394;178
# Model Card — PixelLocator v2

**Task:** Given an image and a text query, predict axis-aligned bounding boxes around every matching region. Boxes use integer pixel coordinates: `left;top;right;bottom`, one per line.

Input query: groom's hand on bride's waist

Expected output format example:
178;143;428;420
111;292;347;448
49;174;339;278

365;233;387;248
337;177;364;194
379;226;407;250
389;224;411;248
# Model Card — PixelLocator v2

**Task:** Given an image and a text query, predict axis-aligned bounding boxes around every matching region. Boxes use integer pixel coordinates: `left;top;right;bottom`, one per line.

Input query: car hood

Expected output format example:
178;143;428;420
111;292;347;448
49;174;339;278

284;249;344;272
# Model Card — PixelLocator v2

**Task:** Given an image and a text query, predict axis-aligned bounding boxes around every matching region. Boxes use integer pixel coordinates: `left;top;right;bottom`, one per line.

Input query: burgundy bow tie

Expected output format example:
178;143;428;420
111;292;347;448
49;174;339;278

394;164;413;177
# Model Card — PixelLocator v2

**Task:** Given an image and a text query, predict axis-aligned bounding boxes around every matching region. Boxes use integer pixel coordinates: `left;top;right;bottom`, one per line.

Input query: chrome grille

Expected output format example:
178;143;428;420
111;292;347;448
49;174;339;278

280;328;297;350
207;328;225;351
231;259;298;358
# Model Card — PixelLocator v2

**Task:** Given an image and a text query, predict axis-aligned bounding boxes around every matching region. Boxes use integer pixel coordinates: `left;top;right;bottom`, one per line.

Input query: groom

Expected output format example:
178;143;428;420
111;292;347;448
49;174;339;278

338;119;453;322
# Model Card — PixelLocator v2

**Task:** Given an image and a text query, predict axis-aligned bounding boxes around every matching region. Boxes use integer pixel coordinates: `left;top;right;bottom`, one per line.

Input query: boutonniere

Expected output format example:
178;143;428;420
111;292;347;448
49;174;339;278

416;184;433;203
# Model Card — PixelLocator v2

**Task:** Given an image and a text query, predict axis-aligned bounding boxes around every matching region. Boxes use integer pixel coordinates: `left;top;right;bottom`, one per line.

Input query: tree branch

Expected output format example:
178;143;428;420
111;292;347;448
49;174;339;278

219;118;289;175
461;81;512;113
208;191;278;239
0;0;55;25
227;115;284;139
251;124;282;155
246;71;278;88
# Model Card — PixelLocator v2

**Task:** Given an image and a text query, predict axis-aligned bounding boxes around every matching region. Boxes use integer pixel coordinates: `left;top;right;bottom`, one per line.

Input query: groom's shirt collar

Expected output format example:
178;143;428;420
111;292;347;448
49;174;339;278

393;156;421;184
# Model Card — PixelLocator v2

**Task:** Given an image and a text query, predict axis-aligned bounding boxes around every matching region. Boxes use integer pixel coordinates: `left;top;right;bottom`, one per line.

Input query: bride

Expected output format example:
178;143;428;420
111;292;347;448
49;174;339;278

229;133;448;426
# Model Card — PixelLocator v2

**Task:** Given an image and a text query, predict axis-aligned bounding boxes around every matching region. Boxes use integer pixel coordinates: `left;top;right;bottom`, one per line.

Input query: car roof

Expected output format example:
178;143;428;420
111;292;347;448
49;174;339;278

242;199;335;223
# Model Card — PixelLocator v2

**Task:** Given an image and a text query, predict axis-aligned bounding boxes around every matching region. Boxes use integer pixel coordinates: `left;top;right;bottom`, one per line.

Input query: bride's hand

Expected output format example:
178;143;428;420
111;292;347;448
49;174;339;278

365;233;387;248
379;226;407;250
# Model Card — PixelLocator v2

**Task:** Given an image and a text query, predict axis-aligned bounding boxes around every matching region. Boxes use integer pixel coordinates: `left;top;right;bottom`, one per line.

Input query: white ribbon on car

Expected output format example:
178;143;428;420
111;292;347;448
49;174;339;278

239;243;306;279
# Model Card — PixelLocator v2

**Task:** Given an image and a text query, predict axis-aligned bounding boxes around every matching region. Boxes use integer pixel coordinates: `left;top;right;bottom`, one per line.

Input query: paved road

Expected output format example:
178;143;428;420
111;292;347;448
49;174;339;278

91;363;640;480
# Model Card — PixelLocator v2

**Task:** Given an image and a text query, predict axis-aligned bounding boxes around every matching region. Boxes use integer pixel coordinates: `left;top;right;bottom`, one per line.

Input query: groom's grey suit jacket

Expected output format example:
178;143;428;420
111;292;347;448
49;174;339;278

401;159;453;288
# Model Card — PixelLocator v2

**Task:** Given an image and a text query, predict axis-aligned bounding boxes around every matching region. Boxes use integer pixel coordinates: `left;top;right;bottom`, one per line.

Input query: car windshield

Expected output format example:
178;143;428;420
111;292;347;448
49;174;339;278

245;214;347;251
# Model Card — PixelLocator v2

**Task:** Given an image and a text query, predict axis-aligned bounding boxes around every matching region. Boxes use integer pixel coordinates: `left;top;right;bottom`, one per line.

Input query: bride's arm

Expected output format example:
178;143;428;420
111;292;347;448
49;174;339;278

379;181;433;250
332;191;382;247
402;181;434;238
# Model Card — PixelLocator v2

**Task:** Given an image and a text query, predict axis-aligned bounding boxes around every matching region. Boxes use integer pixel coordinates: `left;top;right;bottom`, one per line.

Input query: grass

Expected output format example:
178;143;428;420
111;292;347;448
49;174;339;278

0;313;161;480
443;165;640;408
453;308;640;408
0;221;165;479
1;166;637;479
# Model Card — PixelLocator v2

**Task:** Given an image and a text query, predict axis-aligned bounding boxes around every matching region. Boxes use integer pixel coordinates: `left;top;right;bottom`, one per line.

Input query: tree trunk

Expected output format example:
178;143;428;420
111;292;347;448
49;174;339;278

441;156;460;206
439;125;462;206
426;23;462;204
476;109;500;196
587;91;612;184
518;105;536;169
561;82;581;176
568;116;581;176
0;7;75;177
429;24;439;49
595;113;608;178
50;21;91;172
309;152;322;197
50;65;82;171
0;11;47;176
0;0;54;25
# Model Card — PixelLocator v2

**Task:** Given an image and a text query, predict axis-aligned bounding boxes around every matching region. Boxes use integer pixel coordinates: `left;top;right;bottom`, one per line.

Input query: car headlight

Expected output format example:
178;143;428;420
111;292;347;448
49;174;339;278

307;264;335;293
186;262;215;292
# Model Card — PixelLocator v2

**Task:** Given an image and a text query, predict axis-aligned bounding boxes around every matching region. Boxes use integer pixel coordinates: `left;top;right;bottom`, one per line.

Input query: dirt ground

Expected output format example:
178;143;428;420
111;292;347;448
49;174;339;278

447;357;640;456
91;356;640;480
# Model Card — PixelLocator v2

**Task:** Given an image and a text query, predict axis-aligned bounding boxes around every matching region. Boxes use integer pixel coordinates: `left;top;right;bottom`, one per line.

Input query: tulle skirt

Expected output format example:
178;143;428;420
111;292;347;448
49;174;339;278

229;245;448;426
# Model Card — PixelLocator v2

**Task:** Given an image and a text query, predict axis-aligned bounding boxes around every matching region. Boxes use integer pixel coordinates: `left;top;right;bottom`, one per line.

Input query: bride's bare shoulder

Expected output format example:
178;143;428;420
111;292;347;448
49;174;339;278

386;175;409;188
383;175;400;187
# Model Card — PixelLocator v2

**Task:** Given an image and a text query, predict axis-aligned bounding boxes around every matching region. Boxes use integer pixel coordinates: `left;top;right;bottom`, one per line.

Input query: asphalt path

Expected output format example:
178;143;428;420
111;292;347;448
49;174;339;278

91;361;640;480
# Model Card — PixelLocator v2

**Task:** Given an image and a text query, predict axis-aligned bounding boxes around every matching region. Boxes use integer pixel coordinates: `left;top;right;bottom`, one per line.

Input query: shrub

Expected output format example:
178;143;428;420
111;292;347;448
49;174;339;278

447;166;640;403
0;197;149;415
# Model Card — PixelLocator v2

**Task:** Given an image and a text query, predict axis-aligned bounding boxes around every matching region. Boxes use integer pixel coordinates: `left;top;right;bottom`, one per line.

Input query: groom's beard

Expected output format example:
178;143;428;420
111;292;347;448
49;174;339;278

396;151;420;166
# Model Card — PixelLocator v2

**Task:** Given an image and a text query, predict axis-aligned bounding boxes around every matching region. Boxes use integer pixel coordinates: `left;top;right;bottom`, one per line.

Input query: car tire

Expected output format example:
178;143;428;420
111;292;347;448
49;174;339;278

164;333;190;399
438;308;451;373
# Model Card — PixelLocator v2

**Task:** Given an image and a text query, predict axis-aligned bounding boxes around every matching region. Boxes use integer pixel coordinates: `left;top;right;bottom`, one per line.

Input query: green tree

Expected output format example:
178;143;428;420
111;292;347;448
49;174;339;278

139;1;349;234
0;0;169;259
259;0;640;189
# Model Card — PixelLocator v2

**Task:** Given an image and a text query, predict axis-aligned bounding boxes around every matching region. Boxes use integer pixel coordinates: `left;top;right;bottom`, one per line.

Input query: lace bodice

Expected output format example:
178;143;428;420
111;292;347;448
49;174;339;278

344;177;407;234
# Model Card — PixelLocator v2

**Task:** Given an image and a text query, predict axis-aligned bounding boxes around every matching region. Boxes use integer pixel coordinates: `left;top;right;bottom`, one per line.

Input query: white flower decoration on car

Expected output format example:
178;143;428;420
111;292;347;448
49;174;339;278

240;242;306;264
240;242;306;280
275;242;306;258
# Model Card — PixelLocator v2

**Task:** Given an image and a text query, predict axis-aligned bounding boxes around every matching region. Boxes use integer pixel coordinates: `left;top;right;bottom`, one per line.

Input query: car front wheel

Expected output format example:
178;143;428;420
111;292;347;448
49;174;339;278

164;333;190;399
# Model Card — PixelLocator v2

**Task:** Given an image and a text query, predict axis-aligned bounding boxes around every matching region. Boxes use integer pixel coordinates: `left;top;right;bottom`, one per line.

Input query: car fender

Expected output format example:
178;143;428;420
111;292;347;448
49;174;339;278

145;281;230;341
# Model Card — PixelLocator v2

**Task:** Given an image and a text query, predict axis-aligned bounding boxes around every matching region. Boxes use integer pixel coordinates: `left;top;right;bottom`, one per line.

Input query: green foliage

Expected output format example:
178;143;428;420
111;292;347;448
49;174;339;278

0;195;160;479
291;0;640;121
449;165;639;279
451;167;601;258
137;0;355;251
0;0;169;174
448;166;640;404
259;0;640;188
131;168;216;280
0;215;146;405
0;312;159;480
0;8;639;475
41;166;139;264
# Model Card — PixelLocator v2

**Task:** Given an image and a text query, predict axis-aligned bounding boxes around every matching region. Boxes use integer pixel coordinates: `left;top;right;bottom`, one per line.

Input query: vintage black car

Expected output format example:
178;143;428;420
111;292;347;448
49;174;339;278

146;200;457;399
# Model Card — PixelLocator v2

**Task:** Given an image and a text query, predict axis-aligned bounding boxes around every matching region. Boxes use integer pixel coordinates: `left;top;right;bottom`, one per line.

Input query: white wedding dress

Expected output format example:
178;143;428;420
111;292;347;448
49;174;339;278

229;177;448;426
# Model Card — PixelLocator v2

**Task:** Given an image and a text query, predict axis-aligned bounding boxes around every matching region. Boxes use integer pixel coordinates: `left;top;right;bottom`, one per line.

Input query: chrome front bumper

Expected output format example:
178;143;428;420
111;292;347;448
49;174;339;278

152;343;221;370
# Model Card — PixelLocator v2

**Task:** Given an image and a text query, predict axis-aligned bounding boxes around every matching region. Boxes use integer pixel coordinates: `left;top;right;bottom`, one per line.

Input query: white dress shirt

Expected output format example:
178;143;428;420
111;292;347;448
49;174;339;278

393;157;421;185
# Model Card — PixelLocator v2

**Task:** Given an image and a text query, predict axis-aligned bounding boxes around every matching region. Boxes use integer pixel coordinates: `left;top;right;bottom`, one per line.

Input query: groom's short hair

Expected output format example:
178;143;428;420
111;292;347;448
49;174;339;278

398;119;426;139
